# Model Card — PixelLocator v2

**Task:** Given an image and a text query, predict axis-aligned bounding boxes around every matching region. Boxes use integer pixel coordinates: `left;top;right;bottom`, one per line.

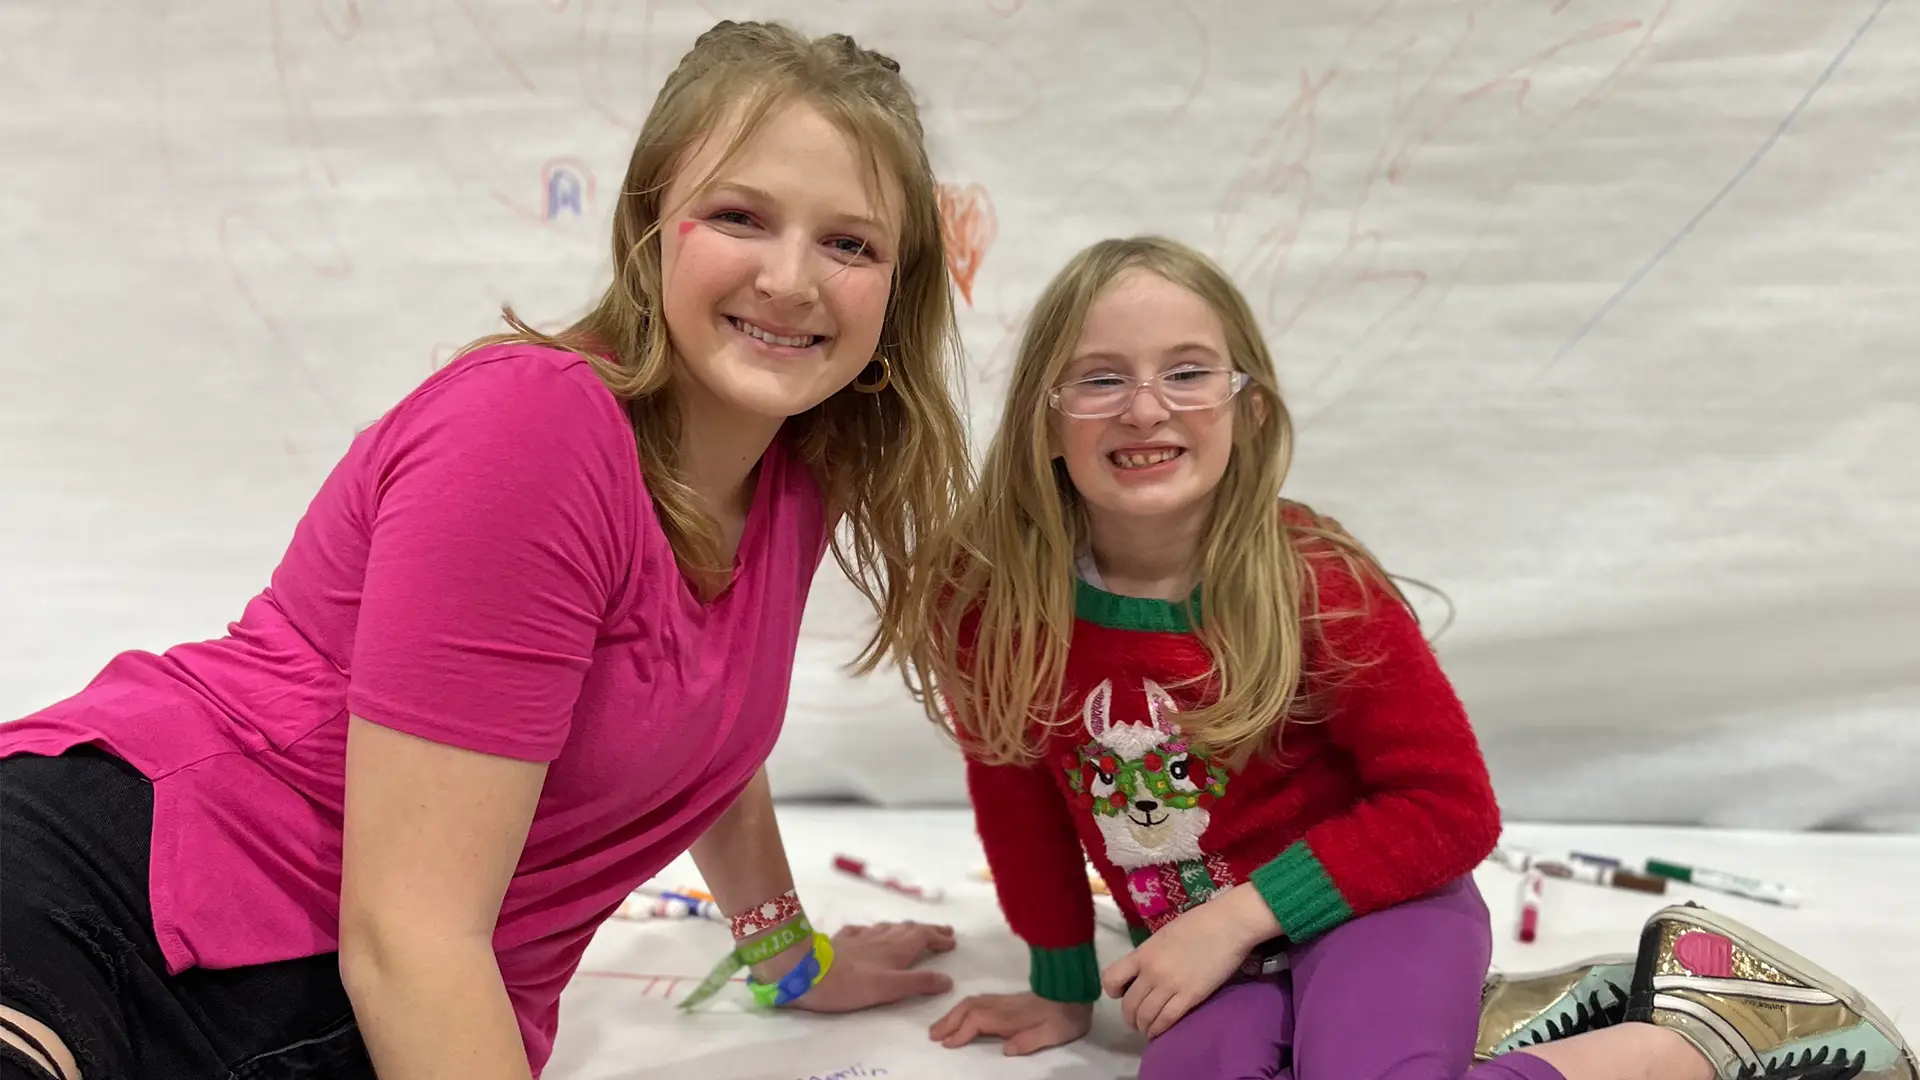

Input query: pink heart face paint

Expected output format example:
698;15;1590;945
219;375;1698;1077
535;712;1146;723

677;220;697;237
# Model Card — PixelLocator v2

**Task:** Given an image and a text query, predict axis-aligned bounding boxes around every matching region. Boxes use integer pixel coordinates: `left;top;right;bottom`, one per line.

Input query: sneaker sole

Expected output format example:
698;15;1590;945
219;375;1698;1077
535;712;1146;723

1644;904;1918;1072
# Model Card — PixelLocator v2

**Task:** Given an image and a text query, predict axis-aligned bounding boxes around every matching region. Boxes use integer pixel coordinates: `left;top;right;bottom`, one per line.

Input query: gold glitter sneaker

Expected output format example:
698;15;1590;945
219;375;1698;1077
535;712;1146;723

1626;903;1918;1080
1475;954;1635;1060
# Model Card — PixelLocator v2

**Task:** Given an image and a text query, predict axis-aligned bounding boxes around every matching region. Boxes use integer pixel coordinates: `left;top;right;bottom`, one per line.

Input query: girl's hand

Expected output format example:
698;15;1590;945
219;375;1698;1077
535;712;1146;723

786;921;957;1013
929;992;1093;1056
1100;886;1278;1037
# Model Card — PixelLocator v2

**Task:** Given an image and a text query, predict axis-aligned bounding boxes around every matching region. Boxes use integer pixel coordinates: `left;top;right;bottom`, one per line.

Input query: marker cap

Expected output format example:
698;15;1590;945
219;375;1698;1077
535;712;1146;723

1644;859;1693;883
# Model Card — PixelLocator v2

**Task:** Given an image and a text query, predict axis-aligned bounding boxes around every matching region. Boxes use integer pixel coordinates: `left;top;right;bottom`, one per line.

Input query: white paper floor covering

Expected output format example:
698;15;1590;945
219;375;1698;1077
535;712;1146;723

546;808;1920;1080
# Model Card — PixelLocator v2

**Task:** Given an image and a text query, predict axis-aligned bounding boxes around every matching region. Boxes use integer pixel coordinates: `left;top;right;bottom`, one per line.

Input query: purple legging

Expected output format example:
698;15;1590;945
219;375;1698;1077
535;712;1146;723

1137;876;1567;1080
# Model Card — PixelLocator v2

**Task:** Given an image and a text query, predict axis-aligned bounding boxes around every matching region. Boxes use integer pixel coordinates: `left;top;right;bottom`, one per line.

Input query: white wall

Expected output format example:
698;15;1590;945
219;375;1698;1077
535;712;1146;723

4;0;1915;829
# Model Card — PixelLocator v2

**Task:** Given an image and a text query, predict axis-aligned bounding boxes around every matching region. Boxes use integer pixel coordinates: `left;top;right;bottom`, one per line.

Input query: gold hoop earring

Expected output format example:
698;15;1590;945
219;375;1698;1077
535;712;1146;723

852;355;891;394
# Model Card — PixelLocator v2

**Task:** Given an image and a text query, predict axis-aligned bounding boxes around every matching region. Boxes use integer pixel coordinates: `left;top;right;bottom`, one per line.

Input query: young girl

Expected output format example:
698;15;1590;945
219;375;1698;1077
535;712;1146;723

917;236;1916;1080
0;21;966;1080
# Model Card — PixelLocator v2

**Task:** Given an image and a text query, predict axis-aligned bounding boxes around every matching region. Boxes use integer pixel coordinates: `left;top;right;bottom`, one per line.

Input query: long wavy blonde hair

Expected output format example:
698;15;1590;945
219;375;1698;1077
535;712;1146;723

466;20;969;674
911;236;1396;766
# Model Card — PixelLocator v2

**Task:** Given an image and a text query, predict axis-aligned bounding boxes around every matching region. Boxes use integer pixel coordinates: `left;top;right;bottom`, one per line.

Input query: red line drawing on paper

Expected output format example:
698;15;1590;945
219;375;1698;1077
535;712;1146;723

953;42;1045;127
270;0;342;185
936;183;997;308
453;0;539;92
215;0;364;425
1200;0;1672;420
312;0;362;41
575;970;748;999
958;0;1209;378
1386;16;1647;185
577;0;662;132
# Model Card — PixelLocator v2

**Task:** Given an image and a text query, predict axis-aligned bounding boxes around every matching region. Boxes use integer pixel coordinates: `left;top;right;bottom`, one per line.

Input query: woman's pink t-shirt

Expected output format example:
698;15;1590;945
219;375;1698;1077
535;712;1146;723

0;344;828;1074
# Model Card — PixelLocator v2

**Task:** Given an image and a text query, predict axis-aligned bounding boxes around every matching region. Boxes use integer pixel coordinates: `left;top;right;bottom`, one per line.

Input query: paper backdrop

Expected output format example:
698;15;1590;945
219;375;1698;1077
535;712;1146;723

3;0;1916;830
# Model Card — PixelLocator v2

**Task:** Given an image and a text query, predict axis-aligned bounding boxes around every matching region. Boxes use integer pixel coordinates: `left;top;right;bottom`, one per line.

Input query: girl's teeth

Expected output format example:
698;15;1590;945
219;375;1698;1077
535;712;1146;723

1114;449;1180;468
734;318;816;349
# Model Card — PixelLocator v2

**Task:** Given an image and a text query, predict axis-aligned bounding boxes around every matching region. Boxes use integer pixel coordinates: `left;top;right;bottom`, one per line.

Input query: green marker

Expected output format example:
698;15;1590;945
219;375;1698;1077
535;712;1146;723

1644;859;1799;908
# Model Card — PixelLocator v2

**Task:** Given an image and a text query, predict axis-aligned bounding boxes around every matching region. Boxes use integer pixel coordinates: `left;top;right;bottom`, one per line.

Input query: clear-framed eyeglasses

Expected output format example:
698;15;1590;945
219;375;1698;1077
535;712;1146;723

1047;367;1253;420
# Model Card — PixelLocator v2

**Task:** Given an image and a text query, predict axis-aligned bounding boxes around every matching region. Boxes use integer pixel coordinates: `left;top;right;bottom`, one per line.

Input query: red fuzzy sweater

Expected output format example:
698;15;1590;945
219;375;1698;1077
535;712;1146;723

965;541;1502;1002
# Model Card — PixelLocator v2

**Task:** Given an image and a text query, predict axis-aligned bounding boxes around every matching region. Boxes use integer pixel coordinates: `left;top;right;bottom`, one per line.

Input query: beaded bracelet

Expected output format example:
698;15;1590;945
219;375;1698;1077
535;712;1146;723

746;932;834;1009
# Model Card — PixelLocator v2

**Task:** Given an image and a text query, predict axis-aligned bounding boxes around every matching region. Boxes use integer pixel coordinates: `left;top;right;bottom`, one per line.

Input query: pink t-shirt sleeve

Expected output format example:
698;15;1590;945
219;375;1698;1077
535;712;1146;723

346;354;635;762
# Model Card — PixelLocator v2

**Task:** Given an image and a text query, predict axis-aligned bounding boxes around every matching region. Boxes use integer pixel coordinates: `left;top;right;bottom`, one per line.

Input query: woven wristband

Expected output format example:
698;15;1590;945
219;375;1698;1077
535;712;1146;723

746;932;835;1009
677;915;813;1011
736;916;812;965
728;889;801;940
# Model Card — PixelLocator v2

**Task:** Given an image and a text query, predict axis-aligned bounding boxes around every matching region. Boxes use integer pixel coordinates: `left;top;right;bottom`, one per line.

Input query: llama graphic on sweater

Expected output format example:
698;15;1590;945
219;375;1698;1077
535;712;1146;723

1066;679;1230;876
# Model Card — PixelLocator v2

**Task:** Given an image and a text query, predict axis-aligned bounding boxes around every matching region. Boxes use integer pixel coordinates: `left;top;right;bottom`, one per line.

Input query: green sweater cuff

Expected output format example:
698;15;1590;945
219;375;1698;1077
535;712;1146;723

1029;943;1102;1002
1250;841;1354;942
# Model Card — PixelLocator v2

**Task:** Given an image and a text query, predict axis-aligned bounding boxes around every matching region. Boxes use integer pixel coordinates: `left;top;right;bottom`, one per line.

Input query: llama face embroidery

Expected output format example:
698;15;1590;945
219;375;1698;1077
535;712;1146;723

1065;679;1229;869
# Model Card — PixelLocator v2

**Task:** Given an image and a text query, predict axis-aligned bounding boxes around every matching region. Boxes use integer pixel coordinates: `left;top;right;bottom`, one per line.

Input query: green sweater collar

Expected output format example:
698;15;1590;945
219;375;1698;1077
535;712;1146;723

1072;577;1202;633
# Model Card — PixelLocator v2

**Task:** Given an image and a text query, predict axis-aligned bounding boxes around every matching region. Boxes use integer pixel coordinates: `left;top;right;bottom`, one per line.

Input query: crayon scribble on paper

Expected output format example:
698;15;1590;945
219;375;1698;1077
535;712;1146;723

935;182;996;307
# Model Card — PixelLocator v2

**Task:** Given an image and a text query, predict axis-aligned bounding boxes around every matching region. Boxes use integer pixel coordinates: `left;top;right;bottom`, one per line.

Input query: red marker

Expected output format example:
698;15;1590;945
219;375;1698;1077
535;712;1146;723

833;854;946;903
1517;869;1544;943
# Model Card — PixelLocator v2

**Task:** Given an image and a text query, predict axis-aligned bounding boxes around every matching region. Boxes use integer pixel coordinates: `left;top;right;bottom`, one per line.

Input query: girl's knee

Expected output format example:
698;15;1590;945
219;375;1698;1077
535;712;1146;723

1138;979;1292;1080
1141;1033;1289;1080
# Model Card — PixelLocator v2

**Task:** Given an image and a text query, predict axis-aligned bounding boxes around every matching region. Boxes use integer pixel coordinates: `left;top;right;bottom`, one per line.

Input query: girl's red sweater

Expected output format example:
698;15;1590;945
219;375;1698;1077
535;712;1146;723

964;541;1502;1001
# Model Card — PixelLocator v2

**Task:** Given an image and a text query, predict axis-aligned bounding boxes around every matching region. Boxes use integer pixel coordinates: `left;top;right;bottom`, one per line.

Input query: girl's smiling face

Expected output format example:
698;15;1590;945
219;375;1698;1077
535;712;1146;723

1051;269;1242;534
658;97;902;434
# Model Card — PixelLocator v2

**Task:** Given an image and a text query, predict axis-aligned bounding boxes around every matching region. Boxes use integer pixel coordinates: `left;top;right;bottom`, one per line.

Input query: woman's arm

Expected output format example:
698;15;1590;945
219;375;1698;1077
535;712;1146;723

688;767;956;1010
334;359;637;1075
338;717;546;1080
688;768;805;983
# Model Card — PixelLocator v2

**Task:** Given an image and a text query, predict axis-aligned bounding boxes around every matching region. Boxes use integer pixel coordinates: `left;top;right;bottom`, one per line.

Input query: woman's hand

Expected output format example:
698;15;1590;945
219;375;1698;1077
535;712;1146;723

929;993;1093;1056
786;921;957;1013
1100;885;1279;1037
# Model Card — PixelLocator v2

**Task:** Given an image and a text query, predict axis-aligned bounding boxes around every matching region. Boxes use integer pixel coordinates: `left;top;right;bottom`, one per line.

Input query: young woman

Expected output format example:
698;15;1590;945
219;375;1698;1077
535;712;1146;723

0;20;969;1080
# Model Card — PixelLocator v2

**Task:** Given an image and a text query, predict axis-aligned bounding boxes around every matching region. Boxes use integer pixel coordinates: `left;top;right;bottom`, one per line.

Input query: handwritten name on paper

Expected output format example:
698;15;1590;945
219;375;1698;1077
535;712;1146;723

793;1068;888;1080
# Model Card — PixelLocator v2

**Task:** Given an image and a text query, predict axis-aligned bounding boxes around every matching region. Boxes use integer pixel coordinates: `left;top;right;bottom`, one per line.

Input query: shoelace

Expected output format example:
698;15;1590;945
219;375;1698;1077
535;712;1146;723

1735;1047;1865;1080
1521;981;1631;1046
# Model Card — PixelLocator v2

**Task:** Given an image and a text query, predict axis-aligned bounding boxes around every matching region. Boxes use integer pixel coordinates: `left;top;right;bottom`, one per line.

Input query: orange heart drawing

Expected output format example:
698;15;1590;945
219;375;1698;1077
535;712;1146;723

936;182;997;307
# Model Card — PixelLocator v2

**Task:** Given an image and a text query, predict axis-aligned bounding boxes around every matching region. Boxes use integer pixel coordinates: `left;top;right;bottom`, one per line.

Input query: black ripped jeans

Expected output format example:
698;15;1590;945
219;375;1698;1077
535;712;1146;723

0;748;376;1080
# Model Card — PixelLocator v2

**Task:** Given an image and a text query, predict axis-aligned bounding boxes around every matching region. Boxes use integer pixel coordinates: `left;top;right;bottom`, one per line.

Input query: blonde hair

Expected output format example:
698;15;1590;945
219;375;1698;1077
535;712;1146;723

467;20;969;675
911;236;1396;767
